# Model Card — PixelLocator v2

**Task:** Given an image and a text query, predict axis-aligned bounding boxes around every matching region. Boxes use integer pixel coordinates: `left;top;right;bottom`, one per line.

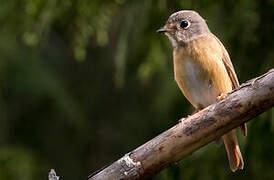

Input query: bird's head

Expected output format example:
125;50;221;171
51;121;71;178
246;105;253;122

157;10;210;48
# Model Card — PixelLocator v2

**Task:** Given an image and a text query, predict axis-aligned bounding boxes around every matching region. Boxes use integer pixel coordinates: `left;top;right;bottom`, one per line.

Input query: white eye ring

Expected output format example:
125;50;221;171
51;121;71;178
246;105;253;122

180;20;191;29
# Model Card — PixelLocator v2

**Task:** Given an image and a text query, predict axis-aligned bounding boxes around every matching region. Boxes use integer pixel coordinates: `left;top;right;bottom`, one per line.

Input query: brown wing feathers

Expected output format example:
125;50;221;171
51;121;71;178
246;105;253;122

212;34;247;136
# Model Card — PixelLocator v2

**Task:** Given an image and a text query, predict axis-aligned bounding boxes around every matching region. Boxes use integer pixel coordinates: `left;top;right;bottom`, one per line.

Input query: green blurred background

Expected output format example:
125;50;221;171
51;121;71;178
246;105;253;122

1;0;274;179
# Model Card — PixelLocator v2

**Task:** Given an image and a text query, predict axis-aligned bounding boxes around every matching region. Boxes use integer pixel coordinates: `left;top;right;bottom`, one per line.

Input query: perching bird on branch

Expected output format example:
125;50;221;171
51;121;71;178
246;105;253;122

157;10;247;172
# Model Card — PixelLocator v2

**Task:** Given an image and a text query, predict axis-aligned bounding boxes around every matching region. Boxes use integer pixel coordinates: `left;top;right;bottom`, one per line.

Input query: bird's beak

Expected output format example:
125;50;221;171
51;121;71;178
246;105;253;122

156;27;167;33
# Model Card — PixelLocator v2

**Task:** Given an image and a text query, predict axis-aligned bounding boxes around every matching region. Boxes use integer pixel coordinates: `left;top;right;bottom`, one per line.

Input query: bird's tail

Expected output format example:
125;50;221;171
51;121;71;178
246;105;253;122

222;129;244;172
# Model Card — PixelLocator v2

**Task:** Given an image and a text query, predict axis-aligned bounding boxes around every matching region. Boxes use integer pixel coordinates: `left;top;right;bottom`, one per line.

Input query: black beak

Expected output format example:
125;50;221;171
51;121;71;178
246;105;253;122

156;28;167;33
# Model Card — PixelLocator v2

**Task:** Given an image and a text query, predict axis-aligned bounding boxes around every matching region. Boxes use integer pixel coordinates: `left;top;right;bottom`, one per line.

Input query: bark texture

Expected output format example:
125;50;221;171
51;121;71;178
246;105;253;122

88;69;274;180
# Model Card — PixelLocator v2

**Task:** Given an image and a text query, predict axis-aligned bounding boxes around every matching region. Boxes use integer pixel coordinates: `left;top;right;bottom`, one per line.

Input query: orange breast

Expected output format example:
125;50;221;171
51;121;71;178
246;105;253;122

173;35;233;108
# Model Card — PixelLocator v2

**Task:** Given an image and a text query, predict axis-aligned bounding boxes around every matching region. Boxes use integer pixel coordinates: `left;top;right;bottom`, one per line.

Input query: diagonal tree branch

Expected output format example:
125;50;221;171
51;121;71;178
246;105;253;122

88;69;274;180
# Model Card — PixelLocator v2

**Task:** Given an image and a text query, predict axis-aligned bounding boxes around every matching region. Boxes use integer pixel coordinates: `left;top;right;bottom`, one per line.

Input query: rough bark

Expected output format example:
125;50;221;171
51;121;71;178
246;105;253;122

88;69;274;180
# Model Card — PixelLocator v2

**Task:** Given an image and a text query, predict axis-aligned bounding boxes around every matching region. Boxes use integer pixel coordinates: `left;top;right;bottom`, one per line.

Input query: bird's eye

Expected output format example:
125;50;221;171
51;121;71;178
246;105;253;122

180;20;190;29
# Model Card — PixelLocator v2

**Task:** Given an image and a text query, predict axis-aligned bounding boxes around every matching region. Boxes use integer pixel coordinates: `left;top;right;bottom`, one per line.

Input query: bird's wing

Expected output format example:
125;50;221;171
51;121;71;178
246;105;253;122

211;34;239;88
221;51;240;89
212;34;247;136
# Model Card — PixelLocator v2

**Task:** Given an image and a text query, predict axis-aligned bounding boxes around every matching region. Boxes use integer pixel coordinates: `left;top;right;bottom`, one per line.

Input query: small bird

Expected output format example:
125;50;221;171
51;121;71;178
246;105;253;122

157;10;247;172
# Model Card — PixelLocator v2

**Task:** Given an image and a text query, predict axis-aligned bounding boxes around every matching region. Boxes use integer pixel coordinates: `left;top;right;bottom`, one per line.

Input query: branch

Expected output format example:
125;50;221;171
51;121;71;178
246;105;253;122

88;69;274;180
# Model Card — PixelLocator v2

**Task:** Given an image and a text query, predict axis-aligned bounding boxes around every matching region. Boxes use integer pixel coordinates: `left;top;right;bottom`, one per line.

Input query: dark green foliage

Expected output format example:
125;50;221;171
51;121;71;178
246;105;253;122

0;0;273;179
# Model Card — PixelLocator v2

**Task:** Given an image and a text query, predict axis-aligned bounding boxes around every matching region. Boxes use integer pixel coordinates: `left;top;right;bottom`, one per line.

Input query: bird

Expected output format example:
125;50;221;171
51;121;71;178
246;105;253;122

157;10;247;172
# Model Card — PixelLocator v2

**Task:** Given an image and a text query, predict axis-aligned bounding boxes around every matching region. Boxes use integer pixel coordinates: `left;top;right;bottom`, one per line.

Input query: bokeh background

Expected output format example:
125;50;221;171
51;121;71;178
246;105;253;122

1;0;274;179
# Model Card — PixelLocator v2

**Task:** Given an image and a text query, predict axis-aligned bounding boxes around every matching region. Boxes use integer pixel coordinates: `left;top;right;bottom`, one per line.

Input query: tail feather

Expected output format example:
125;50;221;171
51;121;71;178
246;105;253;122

222;129;244;172
241;123;247;136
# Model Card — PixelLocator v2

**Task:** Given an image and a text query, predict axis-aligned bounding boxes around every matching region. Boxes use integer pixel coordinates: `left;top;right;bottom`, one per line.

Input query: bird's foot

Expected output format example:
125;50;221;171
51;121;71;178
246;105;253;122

217;93;227;101
178;117;185;123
